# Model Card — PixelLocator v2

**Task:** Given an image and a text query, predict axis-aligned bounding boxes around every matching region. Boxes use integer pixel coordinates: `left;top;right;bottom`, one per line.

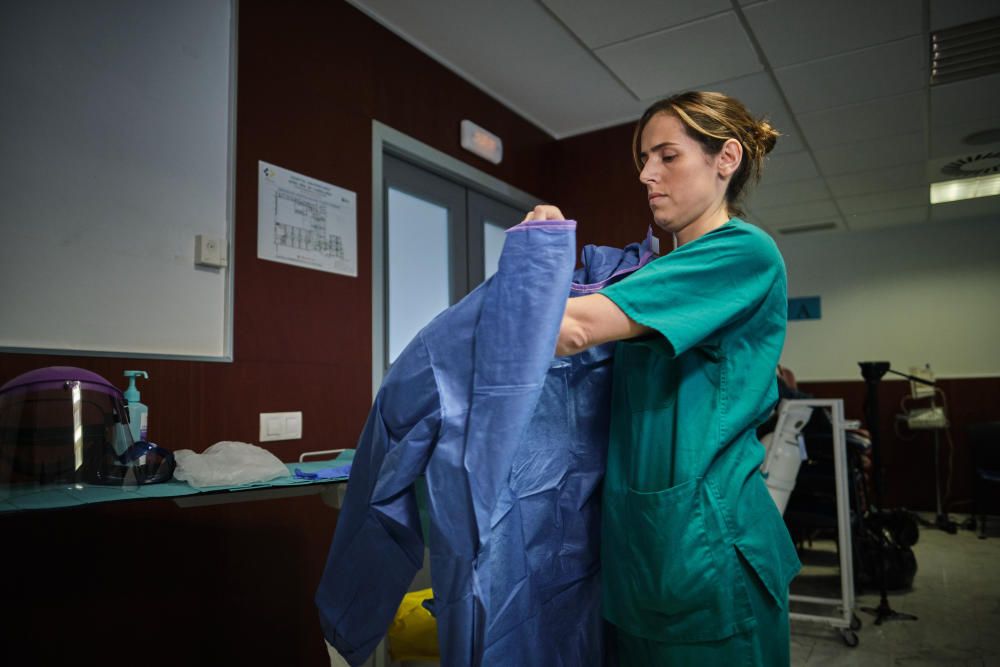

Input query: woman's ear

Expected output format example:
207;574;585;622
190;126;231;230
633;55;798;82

718;138;743;179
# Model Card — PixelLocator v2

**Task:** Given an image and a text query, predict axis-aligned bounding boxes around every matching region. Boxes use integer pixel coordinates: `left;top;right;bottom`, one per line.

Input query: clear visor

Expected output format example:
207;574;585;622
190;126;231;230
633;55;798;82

0;381;136;488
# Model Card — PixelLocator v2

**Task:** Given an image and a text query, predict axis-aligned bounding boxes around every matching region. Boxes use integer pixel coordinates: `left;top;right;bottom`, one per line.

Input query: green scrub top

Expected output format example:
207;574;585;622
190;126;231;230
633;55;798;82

599;218;801;645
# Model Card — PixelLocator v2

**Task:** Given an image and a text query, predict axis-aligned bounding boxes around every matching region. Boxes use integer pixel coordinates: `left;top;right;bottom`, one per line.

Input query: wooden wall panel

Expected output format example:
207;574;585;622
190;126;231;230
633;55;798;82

543;122;655;253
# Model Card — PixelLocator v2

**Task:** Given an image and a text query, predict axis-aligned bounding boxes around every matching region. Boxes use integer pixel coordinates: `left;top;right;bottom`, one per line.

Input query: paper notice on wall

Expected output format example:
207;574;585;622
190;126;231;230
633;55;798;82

257;161;357;277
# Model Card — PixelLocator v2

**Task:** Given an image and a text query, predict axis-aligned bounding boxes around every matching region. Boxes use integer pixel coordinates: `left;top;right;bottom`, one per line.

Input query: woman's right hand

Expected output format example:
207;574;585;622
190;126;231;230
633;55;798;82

522;204;566;222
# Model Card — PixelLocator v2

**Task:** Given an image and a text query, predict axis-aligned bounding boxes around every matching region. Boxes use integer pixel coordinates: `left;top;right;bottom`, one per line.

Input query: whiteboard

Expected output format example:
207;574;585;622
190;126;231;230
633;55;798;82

0;0;235;360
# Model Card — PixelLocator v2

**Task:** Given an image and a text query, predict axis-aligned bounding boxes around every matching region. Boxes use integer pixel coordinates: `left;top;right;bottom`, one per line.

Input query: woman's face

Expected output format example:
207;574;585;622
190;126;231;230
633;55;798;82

637;112;731;240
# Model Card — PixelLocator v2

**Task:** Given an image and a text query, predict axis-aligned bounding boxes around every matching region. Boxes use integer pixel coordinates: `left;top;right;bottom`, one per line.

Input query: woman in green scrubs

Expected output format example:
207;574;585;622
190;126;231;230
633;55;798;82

525;91;800;665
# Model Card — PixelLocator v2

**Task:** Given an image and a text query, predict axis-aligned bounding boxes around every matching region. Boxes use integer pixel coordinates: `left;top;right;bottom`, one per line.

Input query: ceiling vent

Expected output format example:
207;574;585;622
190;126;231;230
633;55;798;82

777;222;839;236
930;15;1000;86
941;151;1000;177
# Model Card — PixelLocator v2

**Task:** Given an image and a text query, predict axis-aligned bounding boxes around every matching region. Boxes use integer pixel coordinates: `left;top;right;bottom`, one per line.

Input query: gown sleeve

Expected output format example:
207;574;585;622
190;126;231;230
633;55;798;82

600;223;784;357
316;334;442;666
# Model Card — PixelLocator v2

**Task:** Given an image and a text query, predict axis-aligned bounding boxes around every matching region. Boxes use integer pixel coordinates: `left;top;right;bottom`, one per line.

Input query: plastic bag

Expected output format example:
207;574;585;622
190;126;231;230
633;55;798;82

388;588;440;662
173;441;288;488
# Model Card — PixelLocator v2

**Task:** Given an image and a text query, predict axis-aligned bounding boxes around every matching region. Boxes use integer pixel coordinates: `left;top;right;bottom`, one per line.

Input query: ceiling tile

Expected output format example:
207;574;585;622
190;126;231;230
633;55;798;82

930;72;1000;127
836;186;928;215
743;0;921;68
348;0;642;138
702;71;804;154
752;198;841;226
758;151;820;185
775;37;926;114
747;177;830;209
930;120;1000;159
929;196;1000;222
595;12;761;100
844;205;929;230
797;91;927;149
825;162;928;198
813;131;927;176
930;0;1000;31
541;0;731;49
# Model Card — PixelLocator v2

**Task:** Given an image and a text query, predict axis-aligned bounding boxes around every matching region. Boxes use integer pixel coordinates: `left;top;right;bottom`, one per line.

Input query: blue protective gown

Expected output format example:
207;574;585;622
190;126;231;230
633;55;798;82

316;221;654;667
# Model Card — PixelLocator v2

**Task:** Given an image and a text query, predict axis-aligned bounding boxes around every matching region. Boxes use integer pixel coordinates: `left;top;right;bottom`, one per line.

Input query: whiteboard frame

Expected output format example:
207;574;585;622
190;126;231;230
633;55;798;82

0;0;239;363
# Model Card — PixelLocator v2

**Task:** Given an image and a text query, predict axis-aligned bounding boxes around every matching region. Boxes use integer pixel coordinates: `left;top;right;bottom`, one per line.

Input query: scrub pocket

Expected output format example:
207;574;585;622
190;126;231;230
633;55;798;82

602;477;754;644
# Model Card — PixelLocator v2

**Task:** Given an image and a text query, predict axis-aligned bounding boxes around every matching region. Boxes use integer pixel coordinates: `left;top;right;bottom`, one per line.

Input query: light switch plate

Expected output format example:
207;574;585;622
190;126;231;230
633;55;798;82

260;411;303;442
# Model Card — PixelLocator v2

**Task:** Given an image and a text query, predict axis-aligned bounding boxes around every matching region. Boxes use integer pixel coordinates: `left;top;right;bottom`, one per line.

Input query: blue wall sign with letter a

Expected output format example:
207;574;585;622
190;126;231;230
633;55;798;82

788;296;821;321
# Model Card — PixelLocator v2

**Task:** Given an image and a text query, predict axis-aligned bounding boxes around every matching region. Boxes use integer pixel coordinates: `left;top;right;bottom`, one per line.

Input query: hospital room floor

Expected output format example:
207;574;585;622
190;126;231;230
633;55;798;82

789;513;1000;666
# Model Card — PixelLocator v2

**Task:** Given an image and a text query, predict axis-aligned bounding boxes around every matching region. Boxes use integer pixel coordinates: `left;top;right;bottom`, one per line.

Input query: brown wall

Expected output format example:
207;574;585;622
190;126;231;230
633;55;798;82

798;377;1000;515
0;2;553;664
543;122;655;252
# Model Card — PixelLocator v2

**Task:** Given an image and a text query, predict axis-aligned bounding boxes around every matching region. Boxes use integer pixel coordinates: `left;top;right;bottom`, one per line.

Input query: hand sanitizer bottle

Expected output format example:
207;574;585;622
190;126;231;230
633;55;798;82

123;370;149;443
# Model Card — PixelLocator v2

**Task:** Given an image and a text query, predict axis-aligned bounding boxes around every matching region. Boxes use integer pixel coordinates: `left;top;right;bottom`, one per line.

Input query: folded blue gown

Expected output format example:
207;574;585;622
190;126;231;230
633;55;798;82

316;220;655;666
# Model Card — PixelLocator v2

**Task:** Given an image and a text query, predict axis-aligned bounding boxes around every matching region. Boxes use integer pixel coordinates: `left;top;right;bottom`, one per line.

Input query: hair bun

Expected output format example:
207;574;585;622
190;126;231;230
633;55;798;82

757;119;779;156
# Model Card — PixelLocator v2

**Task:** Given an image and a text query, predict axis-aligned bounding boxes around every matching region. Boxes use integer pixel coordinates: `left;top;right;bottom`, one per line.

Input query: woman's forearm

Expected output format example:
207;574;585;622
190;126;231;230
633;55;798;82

556;293;651;356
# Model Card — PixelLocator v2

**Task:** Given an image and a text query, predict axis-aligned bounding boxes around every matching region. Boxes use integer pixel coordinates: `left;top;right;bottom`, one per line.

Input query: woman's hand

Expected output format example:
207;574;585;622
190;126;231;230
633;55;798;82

522;204;566;222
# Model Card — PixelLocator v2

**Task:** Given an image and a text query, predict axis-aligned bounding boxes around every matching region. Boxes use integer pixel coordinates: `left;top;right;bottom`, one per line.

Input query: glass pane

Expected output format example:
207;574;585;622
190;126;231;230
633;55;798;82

388;188;451;363
483;220;507;281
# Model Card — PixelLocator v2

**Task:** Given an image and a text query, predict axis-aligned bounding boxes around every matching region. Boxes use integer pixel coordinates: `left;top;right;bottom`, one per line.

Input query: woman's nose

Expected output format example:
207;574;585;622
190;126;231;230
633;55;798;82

639;162;657;184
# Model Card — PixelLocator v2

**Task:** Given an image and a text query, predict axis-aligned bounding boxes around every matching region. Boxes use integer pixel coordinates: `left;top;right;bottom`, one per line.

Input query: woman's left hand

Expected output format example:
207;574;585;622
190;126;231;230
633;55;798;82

522;204;566;222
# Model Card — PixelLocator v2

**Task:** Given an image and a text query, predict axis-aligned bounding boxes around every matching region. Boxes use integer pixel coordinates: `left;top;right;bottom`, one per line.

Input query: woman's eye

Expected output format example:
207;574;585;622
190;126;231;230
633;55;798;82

662;153;676;163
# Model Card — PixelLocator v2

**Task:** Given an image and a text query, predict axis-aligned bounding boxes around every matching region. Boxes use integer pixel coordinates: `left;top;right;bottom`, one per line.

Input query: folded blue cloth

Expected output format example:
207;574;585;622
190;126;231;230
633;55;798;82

294;464;352;480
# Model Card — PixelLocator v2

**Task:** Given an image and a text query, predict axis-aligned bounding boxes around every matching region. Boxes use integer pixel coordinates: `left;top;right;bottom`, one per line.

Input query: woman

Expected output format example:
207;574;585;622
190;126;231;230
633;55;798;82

525;91;800;665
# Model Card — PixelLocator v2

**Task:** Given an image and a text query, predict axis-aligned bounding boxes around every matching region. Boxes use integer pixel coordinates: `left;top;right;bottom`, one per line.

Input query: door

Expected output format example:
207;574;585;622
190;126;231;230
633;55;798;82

382;154;523;368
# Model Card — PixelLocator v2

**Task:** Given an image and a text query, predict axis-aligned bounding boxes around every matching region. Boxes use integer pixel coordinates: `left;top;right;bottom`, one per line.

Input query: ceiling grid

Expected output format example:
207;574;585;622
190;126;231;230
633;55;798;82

348;0;1000;233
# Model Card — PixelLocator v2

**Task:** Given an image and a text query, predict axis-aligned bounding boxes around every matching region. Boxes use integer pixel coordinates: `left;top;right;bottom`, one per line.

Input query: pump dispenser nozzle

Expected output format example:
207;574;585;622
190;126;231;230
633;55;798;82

122;371;150;442
123;370;148;402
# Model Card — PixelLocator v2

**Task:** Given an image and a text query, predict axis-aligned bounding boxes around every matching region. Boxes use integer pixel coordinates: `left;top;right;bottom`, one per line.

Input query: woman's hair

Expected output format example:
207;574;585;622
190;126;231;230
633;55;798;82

632;91;779;218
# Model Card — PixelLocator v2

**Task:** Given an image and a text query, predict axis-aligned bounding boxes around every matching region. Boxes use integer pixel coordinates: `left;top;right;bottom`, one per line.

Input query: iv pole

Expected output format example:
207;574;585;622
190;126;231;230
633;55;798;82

858;362;918;626
885;368;957;534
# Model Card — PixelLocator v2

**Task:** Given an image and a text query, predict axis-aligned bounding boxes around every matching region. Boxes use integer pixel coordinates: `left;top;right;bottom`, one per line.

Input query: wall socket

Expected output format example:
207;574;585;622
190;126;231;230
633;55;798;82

195;234;228;268
259;411;303;442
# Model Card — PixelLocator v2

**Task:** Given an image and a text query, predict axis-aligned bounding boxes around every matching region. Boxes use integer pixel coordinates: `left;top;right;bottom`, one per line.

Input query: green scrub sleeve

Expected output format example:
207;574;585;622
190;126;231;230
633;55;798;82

600;222;784;357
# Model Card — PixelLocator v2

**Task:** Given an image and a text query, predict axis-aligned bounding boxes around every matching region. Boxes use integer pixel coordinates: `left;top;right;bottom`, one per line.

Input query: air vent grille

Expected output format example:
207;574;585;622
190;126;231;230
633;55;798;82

931;15;1000;86
777;222;838;235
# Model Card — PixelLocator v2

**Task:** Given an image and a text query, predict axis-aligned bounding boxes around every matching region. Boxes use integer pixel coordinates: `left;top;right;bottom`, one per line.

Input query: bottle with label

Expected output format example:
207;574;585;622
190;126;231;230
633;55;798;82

122;370;149;443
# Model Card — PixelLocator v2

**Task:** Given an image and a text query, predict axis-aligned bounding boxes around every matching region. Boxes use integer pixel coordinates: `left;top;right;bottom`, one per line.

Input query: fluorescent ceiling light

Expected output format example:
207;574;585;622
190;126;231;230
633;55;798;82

930;173;1000;204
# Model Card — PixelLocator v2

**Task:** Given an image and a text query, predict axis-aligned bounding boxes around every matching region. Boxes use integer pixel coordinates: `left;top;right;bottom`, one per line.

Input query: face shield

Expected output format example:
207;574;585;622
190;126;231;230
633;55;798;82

0;367;174;489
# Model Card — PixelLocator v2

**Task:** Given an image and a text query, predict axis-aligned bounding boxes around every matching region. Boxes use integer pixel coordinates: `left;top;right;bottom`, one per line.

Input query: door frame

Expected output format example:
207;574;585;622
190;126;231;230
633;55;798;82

370;121;542;398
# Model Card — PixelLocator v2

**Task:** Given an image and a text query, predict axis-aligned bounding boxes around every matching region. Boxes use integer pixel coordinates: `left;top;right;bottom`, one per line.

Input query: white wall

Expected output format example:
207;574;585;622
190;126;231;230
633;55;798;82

776;216;1000;381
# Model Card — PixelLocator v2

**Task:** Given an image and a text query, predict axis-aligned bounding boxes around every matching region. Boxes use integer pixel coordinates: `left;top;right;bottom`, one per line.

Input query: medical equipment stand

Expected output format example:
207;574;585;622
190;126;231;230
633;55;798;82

928;427;957;533
909;426;959;534
786;398;862;647
858;362;918;627
887;367;957;533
